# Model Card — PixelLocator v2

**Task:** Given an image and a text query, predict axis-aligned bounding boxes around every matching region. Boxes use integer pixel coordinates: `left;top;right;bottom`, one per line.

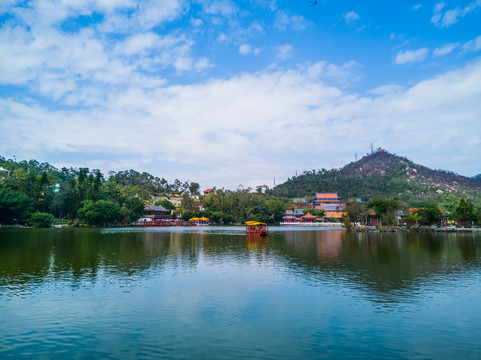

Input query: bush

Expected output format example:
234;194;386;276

78;200;122;226
28;212;54;228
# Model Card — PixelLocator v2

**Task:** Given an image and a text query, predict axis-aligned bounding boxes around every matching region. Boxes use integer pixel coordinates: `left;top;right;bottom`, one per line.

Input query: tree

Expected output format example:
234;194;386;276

27;212;54;228
303;208;325;217
189;182;200;196
367;198;401;226
342;200;365;228
210;211;224;223
0;187;33;224
78;200;122;226
155;199;175;210
181;193;196;212
416;201;443;225
121;197;145;222
454;198;475;225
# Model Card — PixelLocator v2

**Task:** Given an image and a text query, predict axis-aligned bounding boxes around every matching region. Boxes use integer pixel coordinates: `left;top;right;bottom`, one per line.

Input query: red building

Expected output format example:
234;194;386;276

203;188;214;196
144;205;172;220
311;193;346;219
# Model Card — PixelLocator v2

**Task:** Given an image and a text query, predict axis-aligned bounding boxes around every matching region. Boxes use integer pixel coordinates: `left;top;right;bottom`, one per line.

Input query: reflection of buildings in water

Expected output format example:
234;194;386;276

317;230;343;261
285;229;344;262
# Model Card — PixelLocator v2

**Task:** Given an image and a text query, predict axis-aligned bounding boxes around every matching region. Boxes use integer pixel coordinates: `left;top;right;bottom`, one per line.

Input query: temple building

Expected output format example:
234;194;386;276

311;193;346;219
143;205;172;220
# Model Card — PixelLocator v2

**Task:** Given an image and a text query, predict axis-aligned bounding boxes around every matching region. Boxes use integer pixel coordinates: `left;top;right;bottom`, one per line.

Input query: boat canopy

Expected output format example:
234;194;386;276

245;221;267;226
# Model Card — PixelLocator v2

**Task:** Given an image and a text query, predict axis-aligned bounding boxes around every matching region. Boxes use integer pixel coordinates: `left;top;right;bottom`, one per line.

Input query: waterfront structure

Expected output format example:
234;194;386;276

366;210;381;226
282;210;297;222
143;205;172;220
311;193;346;219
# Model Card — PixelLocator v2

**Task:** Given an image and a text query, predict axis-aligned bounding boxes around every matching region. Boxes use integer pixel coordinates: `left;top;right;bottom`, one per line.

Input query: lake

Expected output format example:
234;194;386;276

1;226;480;359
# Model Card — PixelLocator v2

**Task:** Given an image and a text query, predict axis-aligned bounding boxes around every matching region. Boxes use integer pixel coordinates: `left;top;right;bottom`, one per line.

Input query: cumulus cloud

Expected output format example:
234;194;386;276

394;48;429;64
1;1;481;188
2;58;481;188
343;11;360;24
431;0;481;28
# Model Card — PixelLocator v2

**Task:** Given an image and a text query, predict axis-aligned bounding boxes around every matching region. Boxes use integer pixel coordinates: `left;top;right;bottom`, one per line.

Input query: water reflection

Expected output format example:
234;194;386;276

275;229;481;300
1;227;481;359
1;227;480;299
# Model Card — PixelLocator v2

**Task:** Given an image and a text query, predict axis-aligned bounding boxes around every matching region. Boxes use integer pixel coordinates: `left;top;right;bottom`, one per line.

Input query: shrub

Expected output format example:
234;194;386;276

28;212;54;228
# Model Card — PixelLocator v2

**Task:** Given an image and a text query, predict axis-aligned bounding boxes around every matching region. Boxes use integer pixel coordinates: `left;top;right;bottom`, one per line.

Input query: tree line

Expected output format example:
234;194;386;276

342;198;481;229
0;156;200;227
1;155;480;228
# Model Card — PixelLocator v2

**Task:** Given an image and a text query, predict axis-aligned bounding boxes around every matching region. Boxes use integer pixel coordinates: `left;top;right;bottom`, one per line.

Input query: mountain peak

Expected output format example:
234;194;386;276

342;150;412;177
270;149;481;200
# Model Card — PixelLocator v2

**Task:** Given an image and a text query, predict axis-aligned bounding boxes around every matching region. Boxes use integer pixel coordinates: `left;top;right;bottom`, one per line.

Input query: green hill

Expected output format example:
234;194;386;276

269;150;481;206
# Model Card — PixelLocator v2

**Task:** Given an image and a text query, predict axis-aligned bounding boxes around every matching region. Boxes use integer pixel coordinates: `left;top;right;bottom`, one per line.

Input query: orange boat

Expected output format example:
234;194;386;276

246;221;269;236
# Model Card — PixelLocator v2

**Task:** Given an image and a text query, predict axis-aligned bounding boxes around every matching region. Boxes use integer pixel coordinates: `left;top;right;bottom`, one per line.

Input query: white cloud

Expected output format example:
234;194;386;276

197;0;238;16
431;0;481;28
274;10;308;31
413;4;422;10
1;1;481;188
433;42;460;57
2;59;480;188
0;1;208;105
394;48;429;64
239;44;252;55
462;35;481;53
343;11;360;24
239;44;260;55
276;44;293;59
305;60;361;87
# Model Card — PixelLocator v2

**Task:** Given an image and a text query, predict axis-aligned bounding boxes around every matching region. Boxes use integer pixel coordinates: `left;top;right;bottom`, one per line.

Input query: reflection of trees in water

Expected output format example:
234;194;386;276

0;229;207;290
276;229;481;300
1;228;480;300
0;228;273;290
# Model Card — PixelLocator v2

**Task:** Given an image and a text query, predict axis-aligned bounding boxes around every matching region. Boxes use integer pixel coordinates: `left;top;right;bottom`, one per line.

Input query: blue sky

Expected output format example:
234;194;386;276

0;0;480;190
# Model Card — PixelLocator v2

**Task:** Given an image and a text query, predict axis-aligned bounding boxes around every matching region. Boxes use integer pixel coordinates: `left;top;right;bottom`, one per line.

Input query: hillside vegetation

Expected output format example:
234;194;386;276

269;150;481;207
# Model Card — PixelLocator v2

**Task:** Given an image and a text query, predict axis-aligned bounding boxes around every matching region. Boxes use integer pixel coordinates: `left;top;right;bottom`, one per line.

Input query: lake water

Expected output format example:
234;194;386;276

1;226;481;359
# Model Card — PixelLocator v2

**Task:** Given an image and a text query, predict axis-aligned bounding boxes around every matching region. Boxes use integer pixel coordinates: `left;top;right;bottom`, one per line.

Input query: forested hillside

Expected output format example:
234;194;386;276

0;156;287;226
269;150;481;206
0;156;199;225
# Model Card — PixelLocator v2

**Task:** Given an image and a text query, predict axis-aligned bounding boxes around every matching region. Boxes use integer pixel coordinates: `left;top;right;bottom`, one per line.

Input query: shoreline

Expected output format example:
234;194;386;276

350;225;481;233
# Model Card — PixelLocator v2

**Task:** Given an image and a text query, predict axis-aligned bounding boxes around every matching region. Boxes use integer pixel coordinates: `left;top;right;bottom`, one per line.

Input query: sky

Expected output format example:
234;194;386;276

0;0;480;190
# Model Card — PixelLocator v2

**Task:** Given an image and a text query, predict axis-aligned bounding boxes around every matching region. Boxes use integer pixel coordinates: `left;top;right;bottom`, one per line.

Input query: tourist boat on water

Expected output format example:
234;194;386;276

245;221;269;236
189;217;209;226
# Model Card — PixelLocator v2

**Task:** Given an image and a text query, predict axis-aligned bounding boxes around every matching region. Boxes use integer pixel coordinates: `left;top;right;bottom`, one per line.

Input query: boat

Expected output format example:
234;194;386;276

245;221;269;236
189;217;210;226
